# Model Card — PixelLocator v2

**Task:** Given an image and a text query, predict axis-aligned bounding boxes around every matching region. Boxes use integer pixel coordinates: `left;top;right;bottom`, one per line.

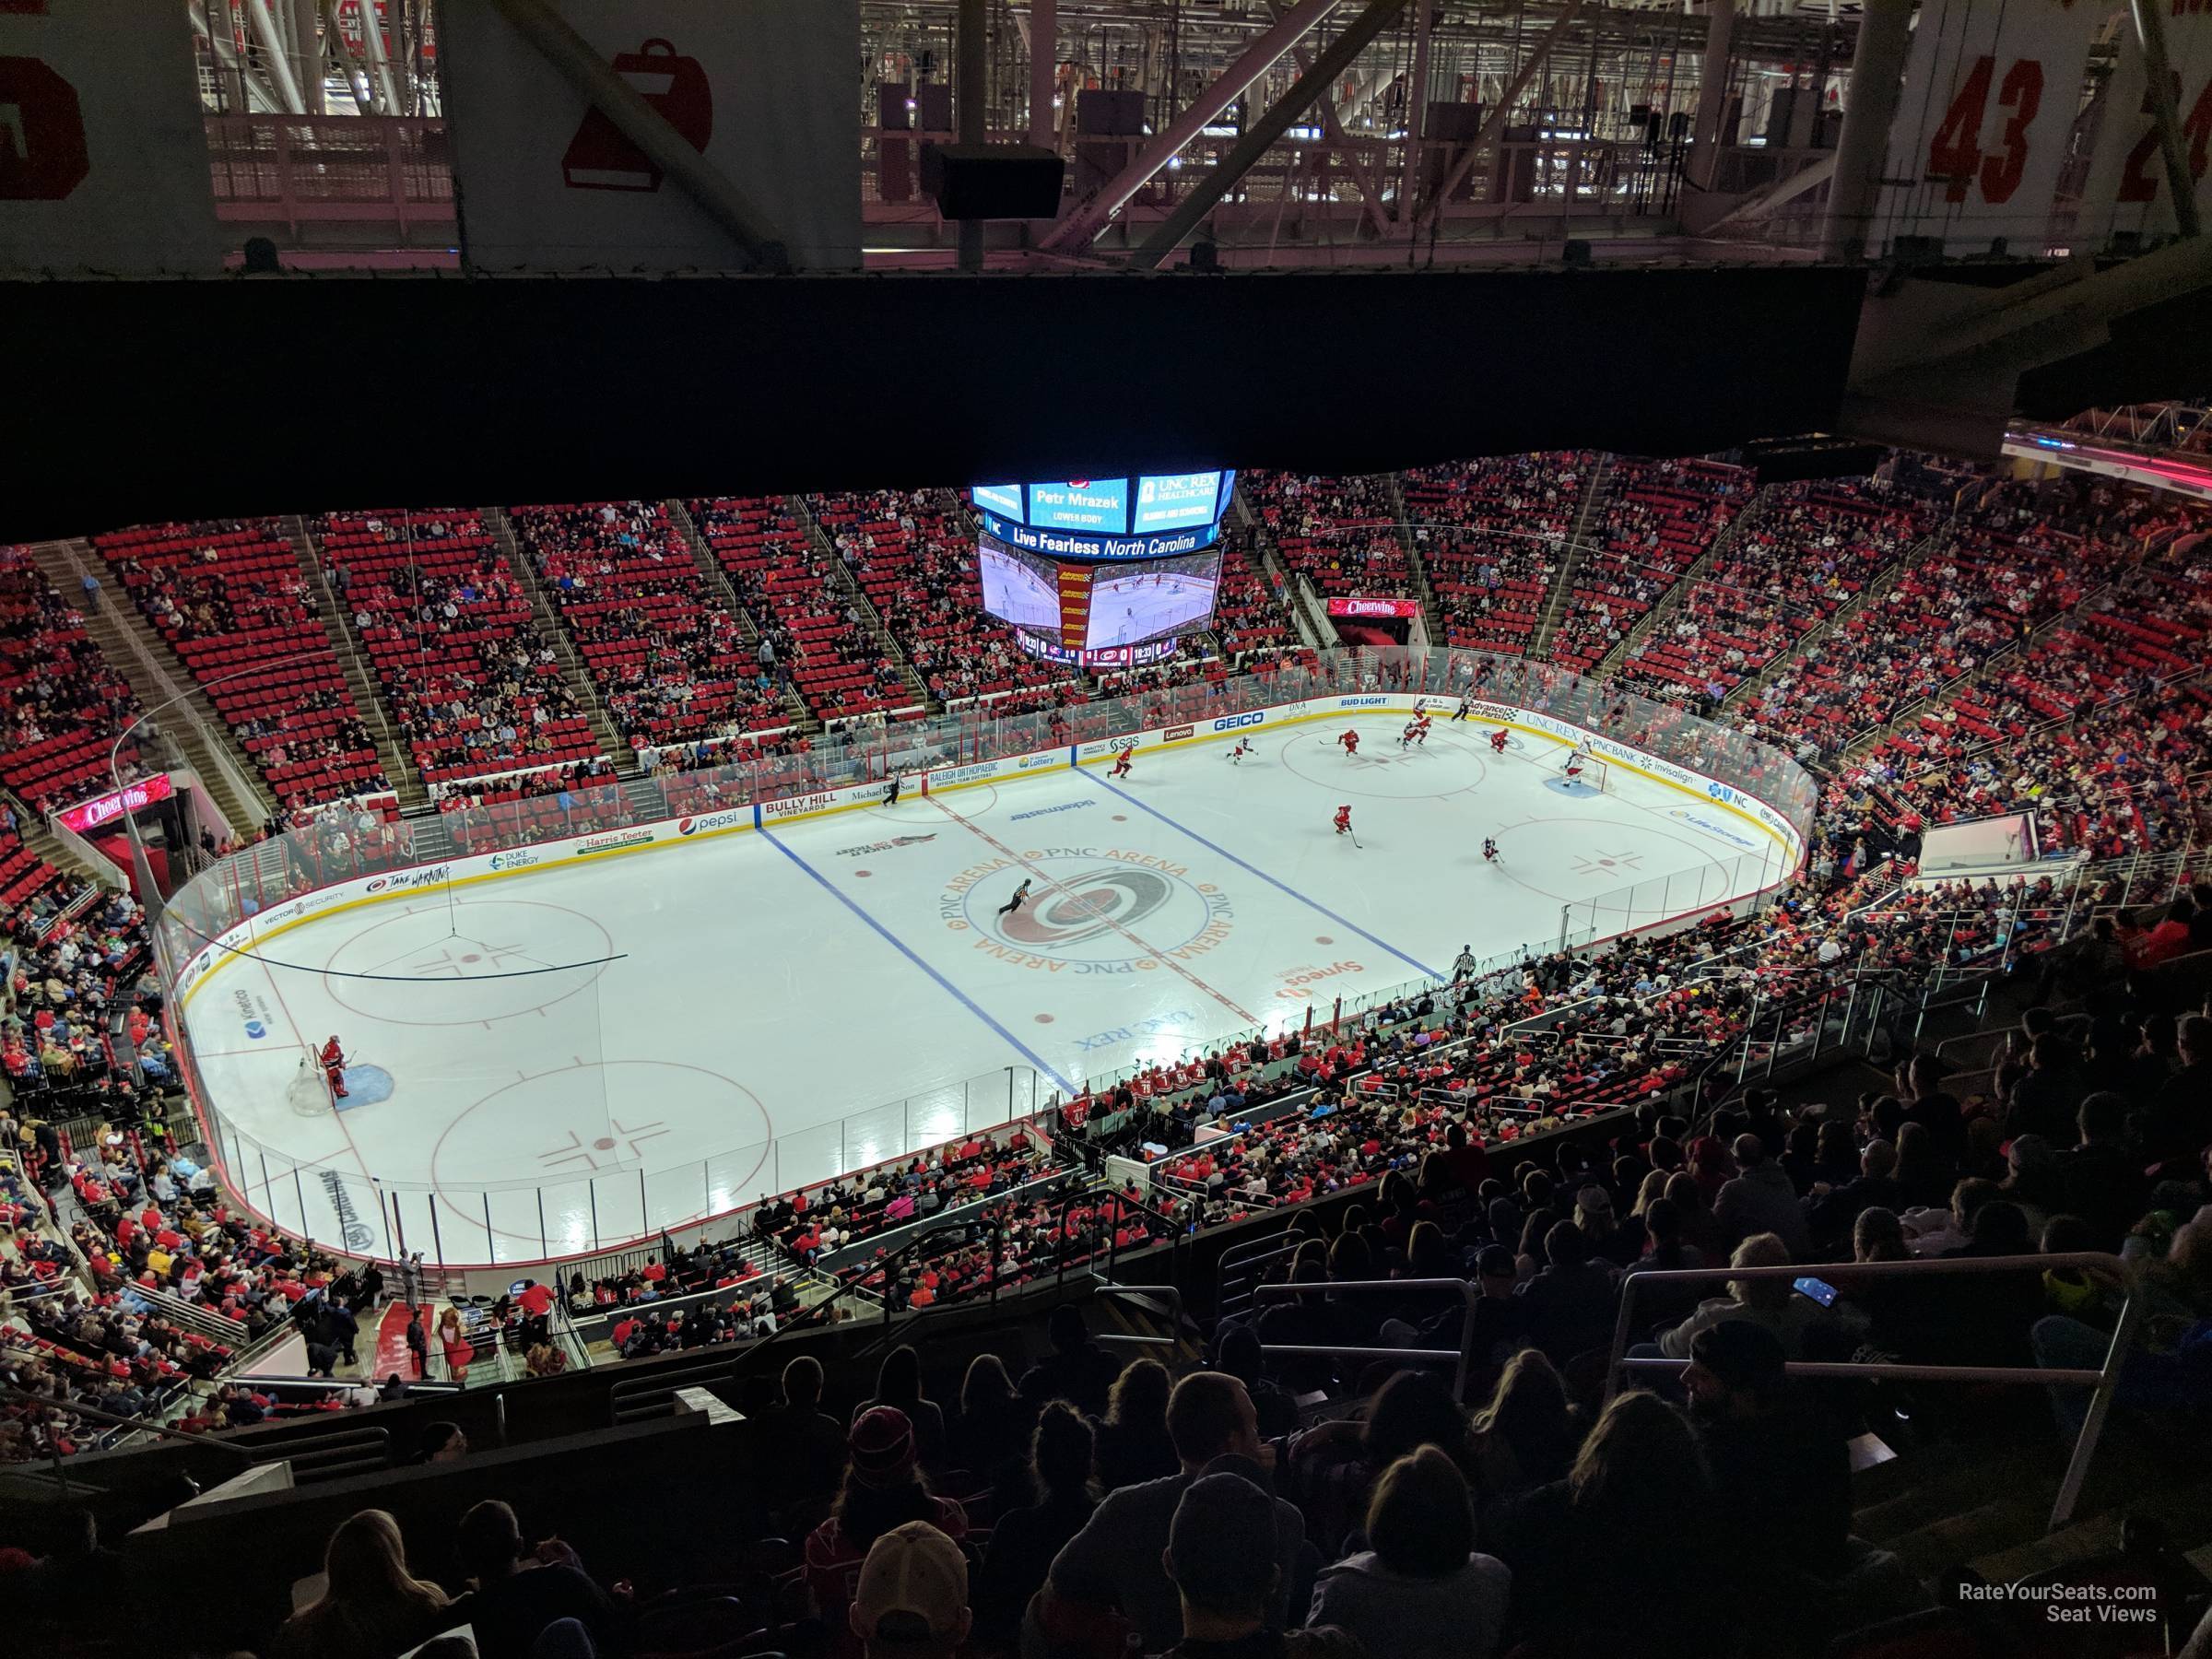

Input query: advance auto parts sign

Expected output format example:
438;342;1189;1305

938;846;1233;975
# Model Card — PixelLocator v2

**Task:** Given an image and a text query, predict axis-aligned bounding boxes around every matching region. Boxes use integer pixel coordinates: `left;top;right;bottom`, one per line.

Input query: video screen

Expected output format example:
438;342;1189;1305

971;483;1024;518
1131;471;1227;534
1085;549;1220;650
977;540;1066;634
1027;478;1130;534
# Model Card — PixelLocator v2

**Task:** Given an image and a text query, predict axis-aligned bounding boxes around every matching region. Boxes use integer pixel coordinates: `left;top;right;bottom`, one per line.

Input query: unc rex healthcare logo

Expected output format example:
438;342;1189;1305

938;847;1235;975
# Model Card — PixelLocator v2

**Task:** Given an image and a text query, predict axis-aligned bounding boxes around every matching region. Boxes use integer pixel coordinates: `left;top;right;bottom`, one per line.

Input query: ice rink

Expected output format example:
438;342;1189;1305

182;713;1790;1265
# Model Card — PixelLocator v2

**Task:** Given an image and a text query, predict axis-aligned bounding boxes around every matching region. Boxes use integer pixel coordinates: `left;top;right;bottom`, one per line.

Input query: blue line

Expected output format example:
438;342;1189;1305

1088;771;1443;980
758;826;1079;1094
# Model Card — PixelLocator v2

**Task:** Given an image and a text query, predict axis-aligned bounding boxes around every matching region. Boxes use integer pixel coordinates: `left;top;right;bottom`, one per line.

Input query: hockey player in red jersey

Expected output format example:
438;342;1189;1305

1109;744;1135;778
1482;837;1500;864
1334;805;1353;836
1338;729;1360;758
1489;727;1511;755
321;1035;348;1100
1227;736;1253;765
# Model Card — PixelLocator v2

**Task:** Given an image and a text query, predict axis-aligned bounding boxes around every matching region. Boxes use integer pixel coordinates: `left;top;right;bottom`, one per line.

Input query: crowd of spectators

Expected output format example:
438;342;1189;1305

0;546;150;813
1211;537;1303;656
812;489;1079;707
1405;453;1590;655
318;511;601;791
508;501;771;758
1616;476;1944;708
95;520;391;810
1547;457;1751;673
692;496;917;725
3;879;159;1115
1243;471;1415;602
754;1127;1058;1272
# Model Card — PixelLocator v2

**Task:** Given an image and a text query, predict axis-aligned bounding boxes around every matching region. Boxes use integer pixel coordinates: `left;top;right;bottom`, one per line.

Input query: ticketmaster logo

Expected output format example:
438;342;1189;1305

1009;801;1095;823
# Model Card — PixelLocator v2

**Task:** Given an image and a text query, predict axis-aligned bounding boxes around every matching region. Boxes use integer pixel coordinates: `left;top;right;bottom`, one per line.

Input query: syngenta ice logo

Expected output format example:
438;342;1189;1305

1213;712;1265;733
1000;866;1176;948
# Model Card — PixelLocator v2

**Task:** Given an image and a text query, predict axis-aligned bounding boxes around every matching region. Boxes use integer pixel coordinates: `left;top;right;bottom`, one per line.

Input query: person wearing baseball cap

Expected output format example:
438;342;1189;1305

849;1521;971;1657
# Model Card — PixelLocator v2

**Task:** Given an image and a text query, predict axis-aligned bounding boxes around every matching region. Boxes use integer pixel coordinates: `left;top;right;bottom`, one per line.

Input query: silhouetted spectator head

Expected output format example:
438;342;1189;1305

1543;1219;1591;1269
784;1354;825;1408
1725;1232;1792;1310
414;1421;466;1465
1166;1371;1260;1472
850;1520;971;1657
1031;1400;1095;1501
1968;1200;2031;1253
1476;1244;1518;1294
1684;1320;1789;1420
1854;1206;1907;1263
2078;1091;2128;1147
1366;1444;1476;1578
1731;1134;1767;1171
1108;1358;1171;1432
1364;1368;1468;1464
1165;1472;1278;1626
1046;1302;1092;1354
455;1498;528;1583
1567;1391;1707;1524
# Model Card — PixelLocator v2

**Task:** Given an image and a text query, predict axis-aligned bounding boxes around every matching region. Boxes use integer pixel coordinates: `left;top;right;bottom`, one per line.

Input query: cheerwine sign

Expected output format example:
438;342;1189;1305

1325;597;1421;618
55;773;174;833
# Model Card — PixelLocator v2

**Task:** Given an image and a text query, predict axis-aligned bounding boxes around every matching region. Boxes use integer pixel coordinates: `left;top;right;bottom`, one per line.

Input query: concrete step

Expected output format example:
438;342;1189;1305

487;508;632;771
279;514;421;808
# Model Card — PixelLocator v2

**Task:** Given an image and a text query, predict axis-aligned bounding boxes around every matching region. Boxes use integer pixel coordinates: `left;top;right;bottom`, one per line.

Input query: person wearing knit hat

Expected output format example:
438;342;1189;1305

804;1407;969;1659
849;1521;970;1656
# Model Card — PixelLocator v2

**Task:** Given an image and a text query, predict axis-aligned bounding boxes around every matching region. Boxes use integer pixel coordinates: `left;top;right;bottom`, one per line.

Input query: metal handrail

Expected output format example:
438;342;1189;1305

1253;1276;1479;1399
1601;1251;2140;1532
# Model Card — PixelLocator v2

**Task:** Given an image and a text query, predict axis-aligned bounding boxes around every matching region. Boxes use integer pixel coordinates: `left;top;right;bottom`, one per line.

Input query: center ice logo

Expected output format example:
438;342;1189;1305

999;866;1175;947
942;848;1234;971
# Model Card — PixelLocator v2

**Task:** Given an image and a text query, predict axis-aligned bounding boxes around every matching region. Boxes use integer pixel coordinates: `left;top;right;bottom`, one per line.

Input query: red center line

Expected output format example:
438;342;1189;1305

927;794;1259;1026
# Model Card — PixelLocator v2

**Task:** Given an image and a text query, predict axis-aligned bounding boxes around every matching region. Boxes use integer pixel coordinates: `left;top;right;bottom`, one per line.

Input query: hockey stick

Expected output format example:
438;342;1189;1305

1349;832;1363;850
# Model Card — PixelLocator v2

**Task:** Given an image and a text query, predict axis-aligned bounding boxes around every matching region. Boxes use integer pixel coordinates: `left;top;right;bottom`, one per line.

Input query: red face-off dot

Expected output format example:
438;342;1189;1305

1315;935;1334;945
593;1137;616;1151
1112;814;1127;822
460;953;481;963
1034;1014;1054;1024
854;869;872;877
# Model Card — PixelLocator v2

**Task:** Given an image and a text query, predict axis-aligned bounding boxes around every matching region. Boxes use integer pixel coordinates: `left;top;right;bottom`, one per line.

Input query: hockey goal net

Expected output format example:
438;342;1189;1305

287;1053;336;1116
1556;751;1609;792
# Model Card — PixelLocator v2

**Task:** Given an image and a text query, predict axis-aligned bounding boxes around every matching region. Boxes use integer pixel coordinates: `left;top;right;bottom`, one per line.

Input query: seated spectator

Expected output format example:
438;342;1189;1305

1284;1368;1472;1559
274;1508;455;1659
452;1499;618;1659
1513;1219;1618;1366
949;1351;1031;1490
1657;1233;1831;1362
852;1345;946;1467
806;1407;970;1658
1714;1134;1812;1256
1031;1371;1304;1654
850;1521;971;1659
1156;1472;1361;1659
977;1402;1096;1645
1683;1321;1851;1577
1485;1390;1712;1657
1308;1445;1512;1659
1467;1348;1580;1503
1094;1358;1180;1494
1020;1302;1124;1417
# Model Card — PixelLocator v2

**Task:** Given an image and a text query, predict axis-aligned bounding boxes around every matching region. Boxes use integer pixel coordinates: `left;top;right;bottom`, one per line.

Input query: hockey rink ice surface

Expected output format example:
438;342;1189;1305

183;715;1787;1264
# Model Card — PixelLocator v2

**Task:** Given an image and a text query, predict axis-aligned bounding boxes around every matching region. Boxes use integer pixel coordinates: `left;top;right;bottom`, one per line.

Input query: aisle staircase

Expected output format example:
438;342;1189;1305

786;495;935;715
482;508;634;773
1722;524;1952;716
661;498;817;734
1592;482;1773;679
280;515;423;808
21;537;271;841
1530;453;1611;655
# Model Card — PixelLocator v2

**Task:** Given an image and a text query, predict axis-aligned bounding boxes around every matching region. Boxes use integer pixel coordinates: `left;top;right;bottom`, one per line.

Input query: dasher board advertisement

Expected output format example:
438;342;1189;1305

441;0;861;271
0;1;220;275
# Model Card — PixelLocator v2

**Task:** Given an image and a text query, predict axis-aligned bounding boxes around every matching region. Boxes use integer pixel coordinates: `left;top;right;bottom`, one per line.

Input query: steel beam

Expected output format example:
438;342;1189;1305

1029;0;1057;151
958;0;987;271
1129;0;1413;269
245;0;307;113
1039;0;1344;254
1397;0;1433;229
2129;0;2202;239
488;0;790;271
1686;0;1734;193
1819;0;1912;262
354;0;402;116
1270;2;1390;241
1414;0;1584;229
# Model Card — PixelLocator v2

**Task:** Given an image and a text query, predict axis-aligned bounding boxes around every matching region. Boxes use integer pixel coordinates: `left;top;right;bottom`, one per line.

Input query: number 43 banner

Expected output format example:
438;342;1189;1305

1873;0;2116;258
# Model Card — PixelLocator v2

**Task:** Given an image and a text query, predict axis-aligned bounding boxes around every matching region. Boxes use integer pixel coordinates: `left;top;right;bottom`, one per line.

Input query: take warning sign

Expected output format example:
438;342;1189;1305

0;1;219;273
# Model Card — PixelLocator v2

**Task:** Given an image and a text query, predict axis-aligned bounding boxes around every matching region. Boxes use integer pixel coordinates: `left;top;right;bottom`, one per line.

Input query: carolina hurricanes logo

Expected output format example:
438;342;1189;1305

997;867;1173;947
